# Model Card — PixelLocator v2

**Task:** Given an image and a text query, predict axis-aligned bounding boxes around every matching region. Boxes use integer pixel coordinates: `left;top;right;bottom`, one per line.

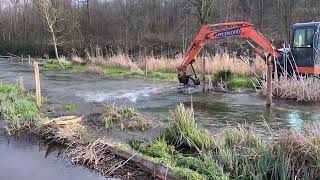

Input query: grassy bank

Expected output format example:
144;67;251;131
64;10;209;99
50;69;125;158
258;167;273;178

1;83;319;179
137;104;320;179
227;76;259;89
41;52;266;88
0;84;41;132
43;62;177;82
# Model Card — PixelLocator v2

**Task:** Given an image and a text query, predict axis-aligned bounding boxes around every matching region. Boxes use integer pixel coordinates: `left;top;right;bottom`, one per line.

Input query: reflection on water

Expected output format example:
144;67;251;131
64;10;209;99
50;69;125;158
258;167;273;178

0;131;106;180
288;111;305;130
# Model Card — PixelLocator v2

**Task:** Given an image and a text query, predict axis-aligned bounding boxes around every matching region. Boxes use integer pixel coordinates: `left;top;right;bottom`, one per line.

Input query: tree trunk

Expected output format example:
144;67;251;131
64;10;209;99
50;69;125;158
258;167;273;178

51;31;63;68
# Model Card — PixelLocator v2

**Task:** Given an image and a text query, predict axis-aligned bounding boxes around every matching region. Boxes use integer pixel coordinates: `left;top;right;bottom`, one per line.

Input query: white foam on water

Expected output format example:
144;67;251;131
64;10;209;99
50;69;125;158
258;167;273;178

77;85;175;103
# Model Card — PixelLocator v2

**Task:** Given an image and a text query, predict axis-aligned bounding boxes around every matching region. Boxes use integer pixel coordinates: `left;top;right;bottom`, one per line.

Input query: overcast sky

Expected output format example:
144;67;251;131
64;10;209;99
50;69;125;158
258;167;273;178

1;0;10;7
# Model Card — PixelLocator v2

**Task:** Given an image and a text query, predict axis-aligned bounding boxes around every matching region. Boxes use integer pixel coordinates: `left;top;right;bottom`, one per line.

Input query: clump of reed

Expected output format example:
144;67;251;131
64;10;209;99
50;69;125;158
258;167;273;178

74;47;143;74
261;74;320;102
163;103;214;152
275;123;320;179
259;52;320;102
144;103;320;179
0;83;40;132
136;53;266;78
71;45;266;78
86;65;104;75
102;104;152;132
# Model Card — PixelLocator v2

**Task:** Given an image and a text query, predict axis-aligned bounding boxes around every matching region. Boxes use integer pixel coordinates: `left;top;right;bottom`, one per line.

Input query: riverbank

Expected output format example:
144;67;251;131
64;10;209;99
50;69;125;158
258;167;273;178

1;83;319;179
42;61;259;90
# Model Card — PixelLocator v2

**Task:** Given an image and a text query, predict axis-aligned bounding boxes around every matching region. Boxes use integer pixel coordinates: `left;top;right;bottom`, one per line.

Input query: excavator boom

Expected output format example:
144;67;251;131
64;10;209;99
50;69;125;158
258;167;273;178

178;22;280;85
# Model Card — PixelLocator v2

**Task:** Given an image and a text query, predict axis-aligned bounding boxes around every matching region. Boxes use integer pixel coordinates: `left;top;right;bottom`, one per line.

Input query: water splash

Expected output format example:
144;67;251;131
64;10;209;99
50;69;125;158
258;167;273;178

77;85;176;103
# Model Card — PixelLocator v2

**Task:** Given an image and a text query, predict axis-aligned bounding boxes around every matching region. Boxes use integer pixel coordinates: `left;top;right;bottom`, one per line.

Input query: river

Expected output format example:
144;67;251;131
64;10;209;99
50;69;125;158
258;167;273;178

1;60;320;179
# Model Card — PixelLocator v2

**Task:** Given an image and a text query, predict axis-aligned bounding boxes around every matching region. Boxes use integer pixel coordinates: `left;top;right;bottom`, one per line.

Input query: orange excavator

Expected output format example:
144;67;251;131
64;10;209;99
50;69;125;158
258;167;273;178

177;21;320;85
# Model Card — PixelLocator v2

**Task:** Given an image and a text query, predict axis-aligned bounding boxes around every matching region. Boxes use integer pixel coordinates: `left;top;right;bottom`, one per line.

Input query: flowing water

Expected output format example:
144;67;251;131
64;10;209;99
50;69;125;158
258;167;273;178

0;126;108;180
1;60;320;178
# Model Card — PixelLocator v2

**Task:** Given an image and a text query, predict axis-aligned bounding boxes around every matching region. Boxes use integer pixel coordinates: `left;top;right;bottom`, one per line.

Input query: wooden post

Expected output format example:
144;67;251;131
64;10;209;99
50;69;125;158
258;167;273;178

266;63;273;108
145;58;148;77
202;58;206;92
28;55;31;64
34;62;42;107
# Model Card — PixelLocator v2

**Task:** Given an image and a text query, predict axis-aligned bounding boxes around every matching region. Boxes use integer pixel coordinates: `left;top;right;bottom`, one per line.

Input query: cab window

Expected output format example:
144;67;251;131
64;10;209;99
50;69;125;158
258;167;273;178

293;28;314;48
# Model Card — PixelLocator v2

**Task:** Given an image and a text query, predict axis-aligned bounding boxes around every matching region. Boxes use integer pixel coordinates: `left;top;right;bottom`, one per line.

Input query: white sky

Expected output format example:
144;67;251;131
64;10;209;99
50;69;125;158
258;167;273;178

1;0;11;7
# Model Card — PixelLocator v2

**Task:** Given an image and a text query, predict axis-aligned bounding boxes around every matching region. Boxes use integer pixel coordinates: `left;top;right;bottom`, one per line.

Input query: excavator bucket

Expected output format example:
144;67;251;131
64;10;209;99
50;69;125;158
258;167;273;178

178;72;200;85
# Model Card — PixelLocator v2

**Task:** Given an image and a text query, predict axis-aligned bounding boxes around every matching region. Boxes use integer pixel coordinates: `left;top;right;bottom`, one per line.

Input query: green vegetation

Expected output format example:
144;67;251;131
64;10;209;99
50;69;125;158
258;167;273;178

227;76;258;89
163;103;214;151
43;62;177;81
146;71;177;81
102;104;152;131
139;104;320;180
43;63;87;71
103;67;133;76
63;103;79;111
140;138;227;180
0;84;40;131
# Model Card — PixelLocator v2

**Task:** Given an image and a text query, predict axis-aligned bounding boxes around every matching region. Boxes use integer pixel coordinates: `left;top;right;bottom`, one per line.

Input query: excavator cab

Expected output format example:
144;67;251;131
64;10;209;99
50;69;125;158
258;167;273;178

290;22;320;74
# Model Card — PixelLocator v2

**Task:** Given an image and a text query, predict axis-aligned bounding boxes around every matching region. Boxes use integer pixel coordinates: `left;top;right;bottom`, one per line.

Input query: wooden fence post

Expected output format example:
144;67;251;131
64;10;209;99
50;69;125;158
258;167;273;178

266;63;273;108
34;62;42;107
202;58;206;92
145;58;148;77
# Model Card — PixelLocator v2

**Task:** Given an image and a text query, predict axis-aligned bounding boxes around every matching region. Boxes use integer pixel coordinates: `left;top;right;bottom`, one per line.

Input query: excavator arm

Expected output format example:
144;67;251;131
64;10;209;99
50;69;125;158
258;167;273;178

178;22;281;85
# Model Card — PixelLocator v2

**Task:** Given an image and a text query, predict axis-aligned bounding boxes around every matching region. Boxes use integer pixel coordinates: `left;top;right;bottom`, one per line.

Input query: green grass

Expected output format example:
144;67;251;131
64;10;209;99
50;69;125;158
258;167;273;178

138;104;320;179
163;103;214;151
103;67;133;76
227;76;258;89
0;84;40;131
63;103;79;111
140;138;228;180
146;71;177;81
43;63;87;71
43;62;177;82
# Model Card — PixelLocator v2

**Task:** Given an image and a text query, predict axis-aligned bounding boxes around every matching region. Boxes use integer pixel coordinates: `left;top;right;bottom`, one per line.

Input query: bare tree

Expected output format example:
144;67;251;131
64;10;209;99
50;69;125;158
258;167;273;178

33;0;63;67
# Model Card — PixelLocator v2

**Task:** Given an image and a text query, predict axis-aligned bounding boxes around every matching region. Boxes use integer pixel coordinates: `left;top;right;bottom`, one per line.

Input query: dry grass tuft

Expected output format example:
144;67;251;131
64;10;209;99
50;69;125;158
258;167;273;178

39;116;87;145
136;54;266;77
261;75;320;102
102;104;153;131
72;46;266;78
71;55;85;64
87;65;104;75
68;138;151;178
68;138;117;175
276;123;320;178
